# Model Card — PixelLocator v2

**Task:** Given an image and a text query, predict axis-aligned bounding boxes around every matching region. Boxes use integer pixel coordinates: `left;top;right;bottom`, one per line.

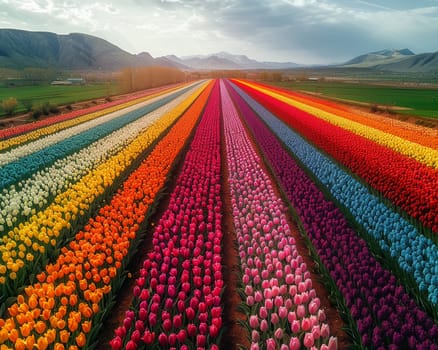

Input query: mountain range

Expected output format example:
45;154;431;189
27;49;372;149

0;29;437;72
338;48;438;72
0;29;298;71
164;52;299;70
0;29;177;70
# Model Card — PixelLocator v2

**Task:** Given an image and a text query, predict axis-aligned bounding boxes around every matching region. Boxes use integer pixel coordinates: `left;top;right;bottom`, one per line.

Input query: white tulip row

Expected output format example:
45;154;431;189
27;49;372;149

0;84;194;166
0;85;198;232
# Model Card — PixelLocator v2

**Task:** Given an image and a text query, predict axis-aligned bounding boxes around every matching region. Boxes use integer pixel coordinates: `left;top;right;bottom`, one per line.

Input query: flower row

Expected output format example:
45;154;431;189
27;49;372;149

0;86;197;234
110;81;223;350
0;85;190;167
226;80;438;349
236;81;438;169
0;83;187;150
0;85;196;190
235;80;438;235
221;81;336;350
252;80;438;149
232;80;438;304
0;83;208;298
0;81;214;350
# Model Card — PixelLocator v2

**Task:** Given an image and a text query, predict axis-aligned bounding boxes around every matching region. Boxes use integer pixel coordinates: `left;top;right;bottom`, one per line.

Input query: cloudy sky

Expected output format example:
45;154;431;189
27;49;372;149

0;0;437;64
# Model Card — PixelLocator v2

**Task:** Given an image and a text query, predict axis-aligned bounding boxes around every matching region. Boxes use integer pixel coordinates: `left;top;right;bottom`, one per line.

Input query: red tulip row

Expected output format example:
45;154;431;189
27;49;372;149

110;81;223;350
249;80;438;149
232;80;438;235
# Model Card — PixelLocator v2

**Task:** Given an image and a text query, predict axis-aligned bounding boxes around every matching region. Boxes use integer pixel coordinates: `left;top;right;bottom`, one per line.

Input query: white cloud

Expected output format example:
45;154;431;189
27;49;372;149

1;0;437;63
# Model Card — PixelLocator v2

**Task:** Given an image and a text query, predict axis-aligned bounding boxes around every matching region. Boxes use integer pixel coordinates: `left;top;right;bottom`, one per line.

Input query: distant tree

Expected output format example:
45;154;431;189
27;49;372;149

209;70;247;79
118;66;186;93
296;74;309;81
272;72;283;81
1;97;18;116
23;68;56;85
22;99;33;112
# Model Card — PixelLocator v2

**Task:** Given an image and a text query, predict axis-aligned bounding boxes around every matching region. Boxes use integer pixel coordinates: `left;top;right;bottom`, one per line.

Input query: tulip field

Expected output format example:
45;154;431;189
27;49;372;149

0;78;437;350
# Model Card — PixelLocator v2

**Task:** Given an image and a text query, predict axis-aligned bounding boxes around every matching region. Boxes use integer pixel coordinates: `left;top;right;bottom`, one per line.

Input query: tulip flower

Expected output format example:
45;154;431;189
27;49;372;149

231;79;438;304
259;307;268;319
260;319;269;333
0;82;214;350
0;84;195;190
266;338;276;350
249;315;260;329
0;83;188;145
228;79;438;348
103;81;223;349
109;336;122;350
304;333;315;348
221;81;334;349
125;340;137;350
274;328;283;340
250;343;259;350
289;337;300;350
0;83;209;300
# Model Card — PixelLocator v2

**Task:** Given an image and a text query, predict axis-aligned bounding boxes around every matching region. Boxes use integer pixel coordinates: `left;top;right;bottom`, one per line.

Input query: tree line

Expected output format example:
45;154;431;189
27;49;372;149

118;66;187;93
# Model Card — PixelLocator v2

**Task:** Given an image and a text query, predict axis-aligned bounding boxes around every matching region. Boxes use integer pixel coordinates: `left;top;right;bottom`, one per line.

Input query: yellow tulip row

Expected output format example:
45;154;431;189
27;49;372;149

237;80;438;169
0;83;190;152
0;82;209;293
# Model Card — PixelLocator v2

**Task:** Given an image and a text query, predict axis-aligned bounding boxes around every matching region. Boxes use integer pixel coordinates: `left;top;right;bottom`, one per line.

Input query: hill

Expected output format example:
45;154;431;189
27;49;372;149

165;52;299;70
0;29;182;71
340;48;438;72
374;51;438;72
6;29;436;73
342;49;415;68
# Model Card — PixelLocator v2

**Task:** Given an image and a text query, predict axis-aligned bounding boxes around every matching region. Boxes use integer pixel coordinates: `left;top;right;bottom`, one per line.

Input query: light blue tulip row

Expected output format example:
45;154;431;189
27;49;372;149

0;84;197;190
231;83;438;305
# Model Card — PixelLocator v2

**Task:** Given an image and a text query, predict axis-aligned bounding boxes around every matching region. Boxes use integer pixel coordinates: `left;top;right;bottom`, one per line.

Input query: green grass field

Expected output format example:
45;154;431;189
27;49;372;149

0;83;120;117
272;81;438;119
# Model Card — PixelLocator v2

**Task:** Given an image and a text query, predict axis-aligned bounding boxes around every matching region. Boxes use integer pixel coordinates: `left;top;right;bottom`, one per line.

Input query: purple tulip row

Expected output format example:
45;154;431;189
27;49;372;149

109;81;223;350
220;81;337;350
225;80;438;349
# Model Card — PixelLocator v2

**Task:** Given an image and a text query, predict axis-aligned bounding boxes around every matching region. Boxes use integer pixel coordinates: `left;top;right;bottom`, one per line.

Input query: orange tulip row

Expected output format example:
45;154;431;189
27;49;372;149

0;81;214;350
0;83;203;297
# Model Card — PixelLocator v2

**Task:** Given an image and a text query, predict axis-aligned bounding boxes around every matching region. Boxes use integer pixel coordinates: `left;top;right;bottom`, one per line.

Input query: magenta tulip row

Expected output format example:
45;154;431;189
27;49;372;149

220;81;337;350
110;81;223;350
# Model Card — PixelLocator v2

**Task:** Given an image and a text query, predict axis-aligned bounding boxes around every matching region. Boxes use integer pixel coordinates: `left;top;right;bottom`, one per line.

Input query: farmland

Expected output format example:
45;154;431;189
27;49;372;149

271;80;438;119
0;78;437;350
0;84;121;117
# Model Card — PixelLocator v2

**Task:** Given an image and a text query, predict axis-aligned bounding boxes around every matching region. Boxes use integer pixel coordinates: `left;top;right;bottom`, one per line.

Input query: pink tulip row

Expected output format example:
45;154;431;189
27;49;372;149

110;81;223;350
220;81;337;350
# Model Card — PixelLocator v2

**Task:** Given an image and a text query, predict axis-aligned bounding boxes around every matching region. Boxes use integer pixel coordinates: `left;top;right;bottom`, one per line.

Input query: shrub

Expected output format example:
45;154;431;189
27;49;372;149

48;103;59;114
34;101;58;115
1;97;18;116
370;104;381;113
31;104;43;119
21;99;33;112
42;101;50;115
